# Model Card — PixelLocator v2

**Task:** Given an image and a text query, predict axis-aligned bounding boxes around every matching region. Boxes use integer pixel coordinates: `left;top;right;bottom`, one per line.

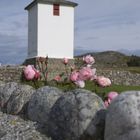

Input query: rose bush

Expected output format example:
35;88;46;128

36;56;48;83
23;55;117;107
96;76;111;87
75;80;85;88
63;58;69;65
68;55;111;89
54;75;61;82
24;65;40;80
70;71;79;82
79;67;96;81
104;91;118;107
83;54;95;65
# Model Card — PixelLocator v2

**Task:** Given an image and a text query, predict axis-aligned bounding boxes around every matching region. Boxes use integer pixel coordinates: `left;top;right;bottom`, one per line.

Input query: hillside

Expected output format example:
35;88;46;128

75;51;140;71
75;51;140;68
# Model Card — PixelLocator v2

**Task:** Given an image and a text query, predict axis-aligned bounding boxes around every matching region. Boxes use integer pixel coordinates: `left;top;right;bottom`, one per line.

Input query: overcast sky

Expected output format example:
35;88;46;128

0;0;140;64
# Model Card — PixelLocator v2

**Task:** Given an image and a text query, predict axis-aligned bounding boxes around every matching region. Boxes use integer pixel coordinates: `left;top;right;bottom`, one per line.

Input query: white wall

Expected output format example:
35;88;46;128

37;3;74;58
28;5;38;58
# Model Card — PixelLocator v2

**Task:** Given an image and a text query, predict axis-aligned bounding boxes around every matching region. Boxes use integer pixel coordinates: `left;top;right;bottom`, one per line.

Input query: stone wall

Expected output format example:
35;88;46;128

0;65;139;86
97;70;140;86
0;66;23;82
0;80;139;140
24;57;74;80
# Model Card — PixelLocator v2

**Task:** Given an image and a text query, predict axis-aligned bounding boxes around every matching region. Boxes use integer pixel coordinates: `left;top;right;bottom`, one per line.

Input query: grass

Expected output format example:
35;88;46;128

84;81;140;99
103;66;140;74
125;67;140;74
22;80;140;100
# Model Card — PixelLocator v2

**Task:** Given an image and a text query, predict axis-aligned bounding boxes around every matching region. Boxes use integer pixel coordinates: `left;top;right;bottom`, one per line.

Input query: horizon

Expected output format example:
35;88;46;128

0;0;140;64
74;48;140;57
0;49;140;65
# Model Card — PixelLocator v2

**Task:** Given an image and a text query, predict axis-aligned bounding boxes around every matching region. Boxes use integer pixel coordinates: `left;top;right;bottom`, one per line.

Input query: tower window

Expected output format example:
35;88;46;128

53;4;60;16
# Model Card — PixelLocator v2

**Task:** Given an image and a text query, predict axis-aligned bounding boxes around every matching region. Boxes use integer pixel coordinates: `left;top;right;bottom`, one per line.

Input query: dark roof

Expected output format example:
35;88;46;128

25;0;78;10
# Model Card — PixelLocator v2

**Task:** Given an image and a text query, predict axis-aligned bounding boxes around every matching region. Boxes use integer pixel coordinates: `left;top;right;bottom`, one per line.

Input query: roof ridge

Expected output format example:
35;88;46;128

25;0;78;10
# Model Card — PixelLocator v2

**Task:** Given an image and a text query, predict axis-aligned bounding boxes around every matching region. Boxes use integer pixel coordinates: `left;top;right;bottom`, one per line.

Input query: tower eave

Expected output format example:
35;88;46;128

25;0;78;10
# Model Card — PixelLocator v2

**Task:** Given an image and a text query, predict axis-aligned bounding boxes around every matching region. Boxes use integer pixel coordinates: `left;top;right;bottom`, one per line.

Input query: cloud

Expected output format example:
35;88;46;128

0;0;30;64
0;0;140;63
0;12;27;64
73;0;140;52
0;32;27;64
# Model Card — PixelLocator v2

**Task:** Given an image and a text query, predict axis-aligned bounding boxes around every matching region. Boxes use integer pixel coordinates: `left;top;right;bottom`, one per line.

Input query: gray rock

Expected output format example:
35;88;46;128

28;86;64;124
0;82;18;111
6;84;35;115
105;91;140;140
48;89;105;140
0;81;5;86
0;111;51;140
81;109;106;140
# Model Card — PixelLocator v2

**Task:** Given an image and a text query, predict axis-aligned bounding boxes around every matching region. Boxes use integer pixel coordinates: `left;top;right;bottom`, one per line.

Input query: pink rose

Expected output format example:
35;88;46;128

54;75;61;82
108;91;118;101
104;100;109;108
90;74;97;81
79;67;96;81
75;80;85;88
90;68;96;81
63;58;69;65
104;91;118;107
34;70;40;80
24;65;36;80
83;55;95;64
32;67;40;80
70;71;79;82
97;76;111;87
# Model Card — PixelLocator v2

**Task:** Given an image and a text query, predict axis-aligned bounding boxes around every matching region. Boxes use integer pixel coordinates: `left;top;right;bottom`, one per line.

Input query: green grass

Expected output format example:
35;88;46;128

126;67;140;74
84;81;140;99
22;80;140;100
100;66;140;74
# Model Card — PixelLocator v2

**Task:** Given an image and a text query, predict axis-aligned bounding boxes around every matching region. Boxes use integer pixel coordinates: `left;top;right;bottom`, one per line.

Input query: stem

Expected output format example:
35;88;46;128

37;59;42;73
41;62;48;85
33;79;38;89
94;83;97;93
65;65;69;81
36;58;48;86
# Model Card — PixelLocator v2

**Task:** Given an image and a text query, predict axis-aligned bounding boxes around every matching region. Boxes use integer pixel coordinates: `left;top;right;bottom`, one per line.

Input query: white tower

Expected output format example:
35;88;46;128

25;0;78;59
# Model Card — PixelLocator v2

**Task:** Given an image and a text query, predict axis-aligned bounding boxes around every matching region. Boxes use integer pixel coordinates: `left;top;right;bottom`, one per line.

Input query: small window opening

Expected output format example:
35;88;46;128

53;4;60;16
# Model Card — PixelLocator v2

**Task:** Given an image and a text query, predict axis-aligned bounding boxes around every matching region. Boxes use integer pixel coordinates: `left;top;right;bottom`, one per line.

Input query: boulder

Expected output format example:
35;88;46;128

28;86;64;124
0;81;5;86
0;82;18;111
48;89;105;140
105;91;140;140
81;109;106;140
6;84;35;115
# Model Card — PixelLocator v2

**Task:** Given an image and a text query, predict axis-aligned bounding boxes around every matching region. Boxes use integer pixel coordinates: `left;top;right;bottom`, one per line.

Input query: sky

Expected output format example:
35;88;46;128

0;0;140;64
